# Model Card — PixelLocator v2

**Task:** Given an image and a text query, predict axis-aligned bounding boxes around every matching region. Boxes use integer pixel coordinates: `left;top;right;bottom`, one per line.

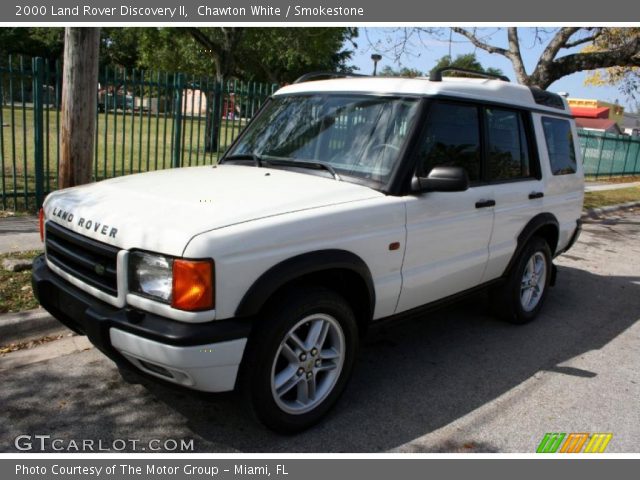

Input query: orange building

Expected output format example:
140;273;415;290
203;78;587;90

568;98;625;134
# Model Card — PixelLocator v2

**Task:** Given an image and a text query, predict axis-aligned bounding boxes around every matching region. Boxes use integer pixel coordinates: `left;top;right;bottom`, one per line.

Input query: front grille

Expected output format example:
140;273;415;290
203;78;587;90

45;221;119;296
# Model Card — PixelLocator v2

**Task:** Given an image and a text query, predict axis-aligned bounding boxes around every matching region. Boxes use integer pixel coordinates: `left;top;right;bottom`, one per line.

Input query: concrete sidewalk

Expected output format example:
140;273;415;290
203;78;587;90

0;308;69;345
584;181;640;192
0;215;41;254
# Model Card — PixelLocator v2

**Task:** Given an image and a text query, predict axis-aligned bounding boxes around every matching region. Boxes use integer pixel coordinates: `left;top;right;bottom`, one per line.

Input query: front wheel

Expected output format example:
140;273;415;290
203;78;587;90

491;237;552;324
240;287;358;433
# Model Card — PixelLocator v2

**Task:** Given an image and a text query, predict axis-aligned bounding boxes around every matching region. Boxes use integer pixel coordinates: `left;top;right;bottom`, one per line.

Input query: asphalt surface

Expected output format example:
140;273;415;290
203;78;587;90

1;210;639;453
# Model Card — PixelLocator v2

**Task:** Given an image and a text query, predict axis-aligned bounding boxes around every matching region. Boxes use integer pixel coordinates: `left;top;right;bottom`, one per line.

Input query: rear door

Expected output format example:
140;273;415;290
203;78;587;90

482;107;546;280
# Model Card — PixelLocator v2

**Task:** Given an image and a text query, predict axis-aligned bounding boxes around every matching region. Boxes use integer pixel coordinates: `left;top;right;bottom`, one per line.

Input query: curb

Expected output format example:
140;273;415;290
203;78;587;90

581;200;640;219
0;308;68;345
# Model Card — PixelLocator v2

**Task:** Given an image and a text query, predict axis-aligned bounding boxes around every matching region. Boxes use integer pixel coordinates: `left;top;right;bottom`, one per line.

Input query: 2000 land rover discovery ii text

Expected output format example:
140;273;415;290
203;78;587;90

33;69;583;432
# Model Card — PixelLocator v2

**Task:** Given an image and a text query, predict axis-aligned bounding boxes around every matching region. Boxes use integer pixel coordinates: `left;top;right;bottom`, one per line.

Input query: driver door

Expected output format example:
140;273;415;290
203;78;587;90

397;100;495;312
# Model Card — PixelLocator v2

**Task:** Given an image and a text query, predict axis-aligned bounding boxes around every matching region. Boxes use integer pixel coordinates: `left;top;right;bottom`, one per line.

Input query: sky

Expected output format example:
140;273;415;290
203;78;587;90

350;28;634;110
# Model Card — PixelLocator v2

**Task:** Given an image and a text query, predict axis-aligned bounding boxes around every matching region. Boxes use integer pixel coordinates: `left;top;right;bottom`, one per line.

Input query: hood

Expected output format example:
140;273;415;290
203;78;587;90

44;165;382;255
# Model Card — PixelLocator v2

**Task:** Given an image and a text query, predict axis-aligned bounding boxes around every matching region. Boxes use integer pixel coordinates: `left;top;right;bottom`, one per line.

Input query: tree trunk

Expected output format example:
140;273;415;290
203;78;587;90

59;27;100;188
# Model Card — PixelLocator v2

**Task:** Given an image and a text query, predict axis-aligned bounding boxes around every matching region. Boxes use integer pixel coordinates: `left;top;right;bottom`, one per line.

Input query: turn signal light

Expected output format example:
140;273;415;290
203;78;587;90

171;259;214;311
38;208;45;242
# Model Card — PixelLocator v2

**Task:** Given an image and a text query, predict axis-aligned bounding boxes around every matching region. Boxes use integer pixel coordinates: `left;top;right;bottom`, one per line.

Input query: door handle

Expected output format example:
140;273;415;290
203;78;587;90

475;199;496;209
528;192;544;200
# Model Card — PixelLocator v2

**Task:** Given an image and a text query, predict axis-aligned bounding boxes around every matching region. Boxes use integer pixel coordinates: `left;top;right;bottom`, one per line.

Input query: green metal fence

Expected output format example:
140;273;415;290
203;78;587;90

578;129;640;179
0;55;277;211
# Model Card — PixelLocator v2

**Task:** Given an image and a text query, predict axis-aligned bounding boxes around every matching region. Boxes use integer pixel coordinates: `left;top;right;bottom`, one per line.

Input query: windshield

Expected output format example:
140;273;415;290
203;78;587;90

226;94;421;185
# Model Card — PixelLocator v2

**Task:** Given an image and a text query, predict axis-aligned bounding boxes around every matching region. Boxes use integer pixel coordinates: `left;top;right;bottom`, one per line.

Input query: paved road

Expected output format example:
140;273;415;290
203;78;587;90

1;210;639;453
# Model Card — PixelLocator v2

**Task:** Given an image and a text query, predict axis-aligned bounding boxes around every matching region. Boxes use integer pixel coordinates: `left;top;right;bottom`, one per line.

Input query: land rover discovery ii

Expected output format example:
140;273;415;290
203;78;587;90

33;69;583;432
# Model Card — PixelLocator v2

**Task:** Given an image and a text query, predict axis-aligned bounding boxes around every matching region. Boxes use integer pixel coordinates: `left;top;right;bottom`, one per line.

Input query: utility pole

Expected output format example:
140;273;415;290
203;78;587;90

59;27;100;189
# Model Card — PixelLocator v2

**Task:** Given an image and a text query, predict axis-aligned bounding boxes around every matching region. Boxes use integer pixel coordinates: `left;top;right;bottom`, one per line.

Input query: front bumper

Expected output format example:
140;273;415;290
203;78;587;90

32;255;251;392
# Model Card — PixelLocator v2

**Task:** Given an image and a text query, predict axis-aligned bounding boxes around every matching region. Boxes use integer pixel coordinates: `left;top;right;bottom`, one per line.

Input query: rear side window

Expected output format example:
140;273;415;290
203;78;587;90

486;108;531;180
417;102;481;181
541;117;577;175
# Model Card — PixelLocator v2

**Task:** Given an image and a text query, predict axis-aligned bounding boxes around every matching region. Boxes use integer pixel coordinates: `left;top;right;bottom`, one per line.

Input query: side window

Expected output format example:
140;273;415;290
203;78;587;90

486;108;531;180
541;117;577;175
417;102;481;182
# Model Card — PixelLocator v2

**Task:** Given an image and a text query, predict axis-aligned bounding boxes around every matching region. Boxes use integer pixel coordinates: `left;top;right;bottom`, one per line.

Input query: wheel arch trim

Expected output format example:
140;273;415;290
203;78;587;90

235;249;376;319
503;212;559;277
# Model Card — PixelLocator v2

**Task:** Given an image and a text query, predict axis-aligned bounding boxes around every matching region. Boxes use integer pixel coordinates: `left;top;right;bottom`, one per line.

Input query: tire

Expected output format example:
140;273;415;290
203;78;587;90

240;286;359;433
491;236;552;324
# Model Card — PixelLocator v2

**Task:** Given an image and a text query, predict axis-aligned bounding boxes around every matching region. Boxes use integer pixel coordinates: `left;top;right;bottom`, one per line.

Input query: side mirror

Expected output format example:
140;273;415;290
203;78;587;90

411;166;470;193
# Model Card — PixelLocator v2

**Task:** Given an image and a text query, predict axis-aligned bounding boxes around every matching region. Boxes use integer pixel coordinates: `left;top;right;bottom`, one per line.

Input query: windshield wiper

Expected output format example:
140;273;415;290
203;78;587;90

264;159;341;181
223;153;263;168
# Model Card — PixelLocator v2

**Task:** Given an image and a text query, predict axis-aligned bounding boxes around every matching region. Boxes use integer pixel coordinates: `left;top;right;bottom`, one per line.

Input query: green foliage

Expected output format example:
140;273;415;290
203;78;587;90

430;53;504;78
376;53;503;80
0;28;64;63
379;66;423;78
136;28;217;75
583;28;640;100
137;27;357;83
239;28;358;83
178;27;357;83
100;28;143;70
0;27;357;85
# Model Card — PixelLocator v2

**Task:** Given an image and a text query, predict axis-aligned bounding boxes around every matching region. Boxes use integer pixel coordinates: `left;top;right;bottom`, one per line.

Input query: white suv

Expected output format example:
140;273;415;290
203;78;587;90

33;69;584;432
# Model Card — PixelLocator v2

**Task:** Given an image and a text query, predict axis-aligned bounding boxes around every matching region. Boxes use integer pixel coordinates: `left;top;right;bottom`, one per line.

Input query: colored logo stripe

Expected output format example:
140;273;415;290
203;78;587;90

537;433;613;453
560;433;589;453
537;433;566;453
584;433;613;453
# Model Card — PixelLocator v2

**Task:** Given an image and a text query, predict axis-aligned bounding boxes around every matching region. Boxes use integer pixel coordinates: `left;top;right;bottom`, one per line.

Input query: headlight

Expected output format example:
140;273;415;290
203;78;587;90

129;252;173;303
128;251;215;311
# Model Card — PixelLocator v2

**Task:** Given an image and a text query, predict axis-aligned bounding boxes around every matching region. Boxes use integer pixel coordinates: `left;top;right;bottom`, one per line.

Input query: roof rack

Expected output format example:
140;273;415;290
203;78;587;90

429;67;510;83
293;71;368;84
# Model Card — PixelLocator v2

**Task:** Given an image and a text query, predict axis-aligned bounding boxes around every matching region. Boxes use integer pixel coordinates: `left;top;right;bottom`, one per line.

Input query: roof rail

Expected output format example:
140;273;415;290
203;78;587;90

293;71;368;84
429;67;510;83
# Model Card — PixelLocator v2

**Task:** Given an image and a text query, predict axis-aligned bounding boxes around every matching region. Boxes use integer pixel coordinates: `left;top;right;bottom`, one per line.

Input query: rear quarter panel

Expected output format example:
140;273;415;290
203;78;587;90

533;112;585;253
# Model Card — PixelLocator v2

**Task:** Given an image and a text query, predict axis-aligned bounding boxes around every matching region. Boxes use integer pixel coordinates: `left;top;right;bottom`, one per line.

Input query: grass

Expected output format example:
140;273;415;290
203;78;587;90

0;209;30;218
1;105;247;211
583;186;640;210
595;175;640;184
0;250;41;313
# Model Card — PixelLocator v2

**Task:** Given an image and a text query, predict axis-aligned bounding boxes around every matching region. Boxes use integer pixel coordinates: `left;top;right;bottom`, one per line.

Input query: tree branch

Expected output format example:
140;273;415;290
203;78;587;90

507;28;528;84
562;29;603;49
451;27;510;57
538;27;581;65
452;27;531;83
530;35;640;89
